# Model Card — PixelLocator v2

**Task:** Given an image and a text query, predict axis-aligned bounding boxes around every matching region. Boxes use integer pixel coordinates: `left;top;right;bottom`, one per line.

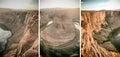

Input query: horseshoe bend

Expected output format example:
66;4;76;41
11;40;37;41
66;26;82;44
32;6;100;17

40;8;80;57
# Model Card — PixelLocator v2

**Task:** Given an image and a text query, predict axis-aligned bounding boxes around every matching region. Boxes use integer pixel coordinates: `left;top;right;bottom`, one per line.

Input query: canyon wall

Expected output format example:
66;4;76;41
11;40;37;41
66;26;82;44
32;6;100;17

81;11;120;57
0;9;38;57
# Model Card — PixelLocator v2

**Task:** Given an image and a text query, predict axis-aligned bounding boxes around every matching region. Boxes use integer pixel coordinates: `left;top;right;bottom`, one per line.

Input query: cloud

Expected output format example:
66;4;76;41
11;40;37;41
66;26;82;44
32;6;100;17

81;0;120;10
40;0;79;8
81;0;109;2
96;0;120;10
0;0;38;10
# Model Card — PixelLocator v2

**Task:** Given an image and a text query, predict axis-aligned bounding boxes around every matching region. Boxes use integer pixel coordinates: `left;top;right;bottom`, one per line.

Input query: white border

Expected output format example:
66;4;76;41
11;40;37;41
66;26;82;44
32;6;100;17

38;0;40;57
80;0;81;57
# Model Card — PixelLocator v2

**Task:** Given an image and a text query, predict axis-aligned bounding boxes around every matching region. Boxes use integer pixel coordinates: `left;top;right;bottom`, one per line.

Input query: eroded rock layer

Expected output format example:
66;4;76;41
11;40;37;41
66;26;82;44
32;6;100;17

82;11;120;57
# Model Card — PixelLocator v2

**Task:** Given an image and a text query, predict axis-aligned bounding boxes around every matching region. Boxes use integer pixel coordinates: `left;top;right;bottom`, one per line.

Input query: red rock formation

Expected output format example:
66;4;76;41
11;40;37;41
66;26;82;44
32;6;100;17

81;11;120;57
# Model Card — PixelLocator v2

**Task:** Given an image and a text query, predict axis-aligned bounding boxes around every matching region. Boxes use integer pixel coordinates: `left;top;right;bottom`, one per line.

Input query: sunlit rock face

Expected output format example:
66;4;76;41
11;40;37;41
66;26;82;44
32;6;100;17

82;11;120;57
0;24;12;53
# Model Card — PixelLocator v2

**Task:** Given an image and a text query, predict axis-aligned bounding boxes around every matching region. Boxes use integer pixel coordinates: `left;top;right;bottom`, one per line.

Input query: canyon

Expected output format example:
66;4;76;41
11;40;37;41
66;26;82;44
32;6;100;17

0;8;38;57
82;11;120;57
40;8;80;57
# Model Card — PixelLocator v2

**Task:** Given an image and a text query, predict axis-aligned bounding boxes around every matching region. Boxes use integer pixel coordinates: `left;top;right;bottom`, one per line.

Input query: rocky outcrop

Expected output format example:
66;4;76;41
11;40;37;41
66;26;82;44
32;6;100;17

14;11;38;57
0;8;38;57
82;11;120;57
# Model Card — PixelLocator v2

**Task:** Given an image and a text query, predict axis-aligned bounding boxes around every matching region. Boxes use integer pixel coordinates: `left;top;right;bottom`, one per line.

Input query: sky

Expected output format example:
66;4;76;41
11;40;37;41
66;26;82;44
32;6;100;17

82;0;120;10
40;0;79;9
0;0;38;10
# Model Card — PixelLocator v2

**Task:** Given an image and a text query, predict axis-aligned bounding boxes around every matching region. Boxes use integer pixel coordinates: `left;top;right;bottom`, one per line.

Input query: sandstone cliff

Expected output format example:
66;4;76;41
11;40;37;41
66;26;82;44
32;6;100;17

82;11;120;57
